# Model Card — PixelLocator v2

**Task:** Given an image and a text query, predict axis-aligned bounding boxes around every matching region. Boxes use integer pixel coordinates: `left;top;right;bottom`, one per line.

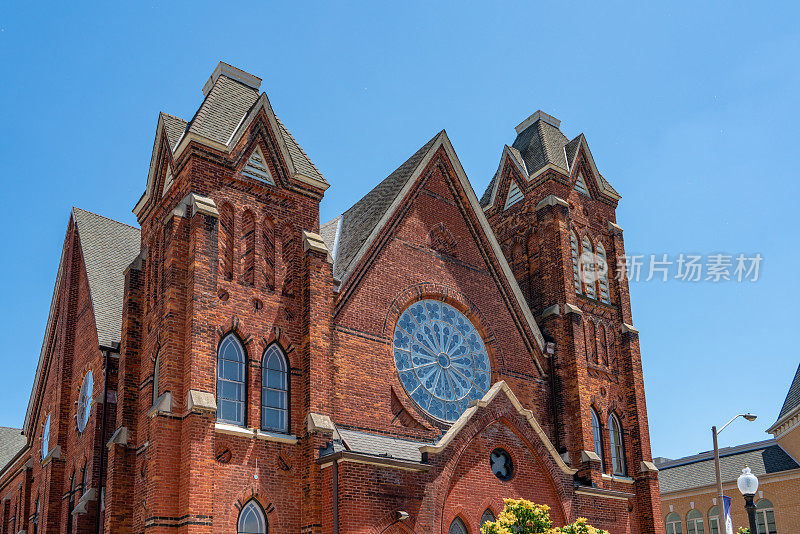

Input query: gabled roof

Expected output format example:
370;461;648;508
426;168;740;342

330;133;440;280
479;145;528;208
770;362;800;430
135;62;327;216
72;208;141;348
657;439;799;494
479;112;621;208
0;427;25;473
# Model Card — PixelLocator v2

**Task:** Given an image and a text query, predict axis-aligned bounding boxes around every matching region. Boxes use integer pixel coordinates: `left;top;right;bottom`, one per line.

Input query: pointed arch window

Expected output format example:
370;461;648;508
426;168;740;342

581;236;596;299
217;334;246;426
590;408;604;468
707;506;719;534
481;509;496;526
448;517;468;534
608;413;626;475
242;147;274;185
755;499;777;534
596;241;610;303
41;414;50;461
665;512;683;534
687;509;704;534
261;345;289;433
237;500;267;534
570;231;581;293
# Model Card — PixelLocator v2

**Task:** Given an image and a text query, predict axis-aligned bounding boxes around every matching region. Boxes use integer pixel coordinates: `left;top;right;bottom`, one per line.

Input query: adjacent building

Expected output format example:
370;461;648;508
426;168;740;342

0;62;662;533
658;363;800;534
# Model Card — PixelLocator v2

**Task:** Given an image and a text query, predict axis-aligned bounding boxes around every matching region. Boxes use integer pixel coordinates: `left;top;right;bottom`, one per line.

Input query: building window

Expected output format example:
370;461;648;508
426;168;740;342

665;512;683;534
581;236;596;299
687;509;704;534
481;509;496;526
237;499;267;534
571;231;581;293
755;499;777;534
261;345;289;433
448;517;468;534
392;300;491;422
77;371;93;433
590;408;604;468
608;413;626;475
489;448;513;480
596;241;610;303
708;506;719;534
41;414;50;461
217;334;246;426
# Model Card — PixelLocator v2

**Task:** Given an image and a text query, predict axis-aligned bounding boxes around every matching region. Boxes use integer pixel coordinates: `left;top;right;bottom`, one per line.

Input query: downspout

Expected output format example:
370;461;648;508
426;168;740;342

547;342;562;454
96;345;115;534
333;460;340;534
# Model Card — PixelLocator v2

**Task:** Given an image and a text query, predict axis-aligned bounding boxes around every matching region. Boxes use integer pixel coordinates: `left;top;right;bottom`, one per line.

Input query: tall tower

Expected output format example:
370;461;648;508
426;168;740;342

480;110;662;533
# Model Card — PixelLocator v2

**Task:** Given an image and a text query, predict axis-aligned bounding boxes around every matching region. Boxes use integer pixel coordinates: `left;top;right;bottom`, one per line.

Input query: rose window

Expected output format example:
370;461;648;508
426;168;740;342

393;300;491;422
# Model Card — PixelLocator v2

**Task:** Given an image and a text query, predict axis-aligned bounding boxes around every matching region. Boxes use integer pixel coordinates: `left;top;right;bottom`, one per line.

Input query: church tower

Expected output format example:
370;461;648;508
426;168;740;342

480;110;662;533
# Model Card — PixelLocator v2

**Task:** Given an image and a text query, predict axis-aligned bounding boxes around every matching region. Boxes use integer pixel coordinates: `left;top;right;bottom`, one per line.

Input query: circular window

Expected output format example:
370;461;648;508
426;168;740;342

393;300;491;422
41;414;50;461
77;371;94;433
490;448;513;480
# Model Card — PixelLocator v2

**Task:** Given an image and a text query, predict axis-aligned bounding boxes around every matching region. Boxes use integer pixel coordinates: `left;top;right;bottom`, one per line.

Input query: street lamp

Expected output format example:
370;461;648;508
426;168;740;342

712;413;757;533
737;466;759;534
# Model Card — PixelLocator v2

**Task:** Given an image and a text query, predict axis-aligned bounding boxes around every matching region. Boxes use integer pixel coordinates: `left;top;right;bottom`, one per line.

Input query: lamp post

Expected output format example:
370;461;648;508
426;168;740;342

712;413;757;533
737;466;759;534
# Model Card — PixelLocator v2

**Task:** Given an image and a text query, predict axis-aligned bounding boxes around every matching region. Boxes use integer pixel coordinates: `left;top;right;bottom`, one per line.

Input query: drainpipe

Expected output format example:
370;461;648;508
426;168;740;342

546;341;562;454
333;460;339;534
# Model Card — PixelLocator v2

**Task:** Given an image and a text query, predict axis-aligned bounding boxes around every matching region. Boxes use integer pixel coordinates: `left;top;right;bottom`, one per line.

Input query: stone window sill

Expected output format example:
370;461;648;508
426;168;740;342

214;422;297;444
602;473;634;484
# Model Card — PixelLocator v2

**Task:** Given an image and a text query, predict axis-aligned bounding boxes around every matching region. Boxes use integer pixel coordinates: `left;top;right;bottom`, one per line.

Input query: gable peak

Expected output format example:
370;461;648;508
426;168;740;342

515;110;561;134
202;61;261;96
241;146;275;185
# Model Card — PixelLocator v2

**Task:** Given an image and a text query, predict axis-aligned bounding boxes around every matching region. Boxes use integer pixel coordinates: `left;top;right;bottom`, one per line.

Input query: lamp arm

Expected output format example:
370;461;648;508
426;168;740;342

717;414;745;435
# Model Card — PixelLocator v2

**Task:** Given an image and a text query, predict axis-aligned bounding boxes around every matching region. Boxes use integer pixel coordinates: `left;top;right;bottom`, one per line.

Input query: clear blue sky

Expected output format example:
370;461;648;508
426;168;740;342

1;2;798;460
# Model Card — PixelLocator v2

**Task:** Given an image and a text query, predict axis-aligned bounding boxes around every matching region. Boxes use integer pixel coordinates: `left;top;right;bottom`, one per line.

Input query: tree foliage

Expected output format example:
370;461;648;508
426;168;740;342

480;498;609;534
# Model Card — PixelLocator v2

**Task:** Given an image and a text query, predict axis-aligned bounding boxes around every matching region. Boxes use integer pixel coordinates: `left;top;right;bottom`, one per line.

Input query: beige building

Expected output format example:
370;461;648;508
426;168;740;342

658;363;800;534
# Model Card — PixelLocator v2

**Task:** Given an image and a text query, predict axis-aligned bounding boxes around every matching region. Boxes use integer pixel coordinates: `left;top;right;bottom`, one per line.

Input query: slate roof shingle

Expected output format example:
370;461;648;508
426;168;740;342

0;427;26;473
72;208;141;348
776;362;800;422
657;439;799;494
330;132;441;279
160;113;188;151
327;429;429;463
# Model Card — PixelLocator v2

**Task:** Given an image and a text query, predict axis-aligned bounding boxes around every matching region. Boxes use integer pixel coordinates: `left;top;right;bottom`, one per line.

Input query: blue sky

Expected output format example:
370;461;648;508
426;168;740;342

1;2;798;460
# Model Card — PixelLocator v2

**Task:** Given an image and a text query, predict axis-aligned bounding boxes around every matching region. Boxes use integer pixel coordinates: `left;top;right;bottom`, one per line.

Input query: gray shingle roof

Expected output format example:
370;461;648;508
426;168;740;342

184;74;327;185
657;439;799;494
335;429;428;463
776;362;800;422
319;215;340;254
161;113;188;151
0;427;26;473
331;132;440;279
72;208;141;348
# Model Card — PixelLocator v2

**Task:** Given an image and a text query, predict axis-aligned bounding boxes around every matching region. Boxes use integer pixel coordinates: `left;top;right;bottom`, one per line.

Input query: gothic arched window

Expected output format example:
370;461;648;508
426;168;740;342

755;499;777;534
41;414;50;461
448;517;468;534
570;231;581;293
237;500;267;534
261;345;289;433
217;334;246;426
591;408;604;468
687;509;704;534
481;509;497;526
597;241;610;303
608;413;626;475
582;236;596;299
665;512;683;534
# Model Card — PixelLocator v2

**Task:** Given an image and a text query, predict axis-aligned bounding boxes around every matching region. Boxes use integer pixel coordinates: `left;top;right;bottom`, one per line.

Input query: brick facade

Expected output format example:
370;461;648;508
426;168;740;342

0;63;661;533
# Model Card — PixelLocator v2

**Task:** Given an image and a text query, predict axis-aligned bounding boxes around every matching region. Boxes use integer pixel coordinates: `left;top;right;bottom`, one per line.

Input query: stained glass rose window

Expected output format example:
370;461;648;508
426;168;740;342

393;300;491;422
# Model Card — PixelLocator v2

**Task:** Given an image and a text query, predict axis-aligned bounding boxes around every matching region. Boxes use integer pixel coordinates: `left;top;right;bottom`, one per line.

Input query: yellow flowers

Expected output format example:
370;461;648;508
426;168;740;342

480;498;608;534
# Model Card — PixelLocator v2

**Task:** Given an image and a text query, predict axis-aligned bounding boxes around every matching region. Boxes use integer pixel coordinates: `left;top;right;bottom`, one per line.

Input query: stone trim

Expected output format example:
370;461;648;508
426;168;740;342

621;323;639;335
106;426;128;449
72;488;97;516
581;450;601;463
41;445;61;467
540;304;560;319
187;193;219;218
148;391;172;418
640;460;659;473
535;194;569;212
317;451;430;472
255;430;298;444
574;485;634;501
564;303;583;316
306;412;335;434
187;390;216;414
608;221;624;235
302;231;332;263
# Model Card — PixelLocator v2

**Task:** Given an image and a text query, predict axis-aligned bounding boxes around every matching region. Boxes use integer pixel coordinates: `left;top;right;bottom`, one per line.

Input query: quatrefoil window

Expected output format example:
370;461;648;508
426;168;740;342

490;448;513;480
393;300;491;422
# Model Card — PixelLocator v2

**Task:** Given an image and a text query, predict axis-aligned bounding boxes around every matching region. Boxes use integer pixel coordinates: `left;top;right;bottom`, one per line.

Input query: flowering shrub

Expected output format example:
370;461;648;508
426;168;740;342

480;498;609;534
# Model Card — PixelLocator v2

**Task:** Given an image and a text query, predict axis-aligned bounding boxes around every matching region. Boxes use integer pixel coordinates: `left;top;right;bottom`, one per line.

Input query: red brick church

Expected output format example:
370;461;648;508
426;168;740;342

0;62;662;533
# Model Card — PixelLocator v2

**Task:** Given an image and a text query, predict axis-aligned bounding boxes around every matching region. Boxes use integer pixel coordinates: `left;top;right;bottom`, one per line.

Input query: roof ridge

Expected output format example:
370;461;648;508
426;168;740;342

0;426;22;432
72;207;140;231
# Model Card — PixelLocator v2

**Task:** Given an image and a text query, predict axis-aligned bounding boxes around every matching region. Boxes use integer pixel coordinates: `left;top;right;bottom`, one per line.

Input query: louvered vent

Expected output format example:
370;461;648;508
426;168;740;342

242;147;274;184
161;169;174;197
575;172;591;196
504;180;524;210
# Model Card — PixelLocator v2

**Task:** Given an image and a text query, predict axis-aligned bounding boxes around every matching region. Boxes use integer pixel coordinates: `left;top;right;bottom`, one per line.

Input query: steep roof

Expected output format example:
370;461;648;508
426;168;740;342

776;362;800;423
657;439;799;494
72;208;141;347
160;113;188;151
329;132;440;280
0;427;25;473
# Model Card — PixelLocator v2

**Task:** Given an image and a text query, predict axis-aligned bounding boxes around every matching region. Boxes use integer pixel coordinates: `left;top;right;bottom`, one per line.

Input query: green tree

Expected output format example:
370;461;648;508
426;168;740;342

480;498;609;534
737;528;750;534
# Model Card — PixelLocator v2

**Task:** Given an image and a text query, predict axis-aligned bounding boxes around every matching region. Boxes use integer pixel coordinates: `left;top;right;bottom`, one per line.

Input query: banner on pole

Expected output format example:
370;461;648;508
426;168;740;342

722;495;734;534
